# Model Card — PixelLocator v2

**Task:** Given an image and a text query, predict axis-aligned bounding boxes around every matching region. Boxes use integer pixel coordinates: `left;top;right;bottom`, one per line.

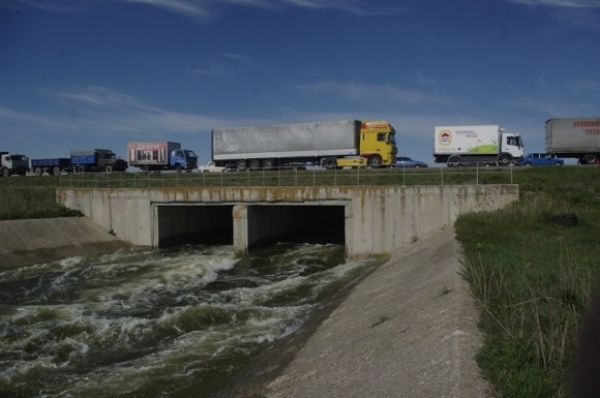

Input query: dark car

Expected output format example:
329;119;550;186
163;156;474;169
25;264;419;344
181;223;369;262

517;153;564;167
394;157;428;168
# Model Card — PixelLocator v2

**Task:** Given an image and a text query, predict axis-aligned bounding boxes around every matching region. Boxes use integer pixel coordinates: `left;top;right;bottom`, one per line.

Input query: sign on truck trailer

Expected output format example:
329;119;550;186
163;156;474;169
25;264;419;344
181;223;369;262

128;142;198;171
433;125;524;166
212;120;397;171
546;118;600;164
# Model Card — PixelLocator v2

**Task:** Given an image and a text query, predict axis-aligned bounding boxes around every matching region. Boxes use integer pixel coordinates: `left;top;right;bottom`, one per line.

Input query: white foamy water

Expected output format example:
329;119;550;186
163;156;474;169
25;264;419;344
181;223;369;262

0;243;369;398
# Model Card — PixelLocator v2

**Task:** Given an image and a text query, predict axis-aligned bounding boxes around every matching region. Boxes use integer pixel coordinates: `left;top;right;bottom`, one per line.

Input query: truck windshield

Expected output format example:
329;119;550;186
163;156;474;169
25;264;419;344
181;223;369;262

184;150;197;159
389;134;396;144
10;155;27;161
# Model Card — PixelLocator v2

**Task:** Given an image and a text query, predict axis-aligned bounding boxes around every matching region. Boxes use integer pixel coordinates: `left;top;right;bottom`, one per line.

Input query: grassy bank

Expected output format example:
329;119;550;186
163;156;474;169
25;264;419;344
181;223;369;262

0;187;82;220
456;166;600;397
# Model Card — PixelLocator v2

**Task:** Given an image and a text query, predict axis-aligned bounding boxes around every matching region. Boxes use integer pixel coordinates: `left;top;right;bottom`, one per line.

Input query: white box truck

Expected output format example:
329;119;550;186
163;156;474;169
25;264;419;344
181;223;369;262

433;125;524;167
546;118;600;164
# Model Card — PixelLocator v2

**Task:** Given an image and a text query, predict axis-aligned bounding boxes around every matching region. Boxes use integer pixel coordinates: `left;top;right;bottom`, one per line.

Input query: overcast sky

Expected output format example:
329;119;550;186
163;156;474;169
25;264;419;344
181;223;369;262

1;0;599;164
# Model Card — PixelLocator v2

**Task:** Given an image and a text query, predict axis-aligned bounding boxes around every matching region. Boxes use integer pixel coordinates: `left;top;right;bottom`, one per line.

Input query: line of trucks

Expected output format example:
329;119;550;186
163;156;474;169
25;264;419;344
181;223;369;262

1;117;600;177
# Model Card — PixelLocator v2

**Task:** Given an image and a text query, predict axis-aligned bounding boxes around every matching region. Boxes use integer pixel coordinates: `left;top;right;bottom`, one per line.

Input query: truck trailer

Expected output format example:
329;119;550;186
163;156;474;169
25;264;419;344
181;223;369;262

433;125;524;166
0;152;29;177
128;142;198;171
211;120;397;171
545;118;600;164
30;149;126;175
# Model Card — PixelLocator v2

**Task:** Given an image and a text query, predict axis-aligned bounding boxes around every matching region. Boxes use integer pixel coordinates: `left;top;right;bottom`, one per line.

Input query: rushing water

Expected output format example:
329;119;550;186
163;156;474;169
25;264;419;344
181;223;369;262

0;243;371;398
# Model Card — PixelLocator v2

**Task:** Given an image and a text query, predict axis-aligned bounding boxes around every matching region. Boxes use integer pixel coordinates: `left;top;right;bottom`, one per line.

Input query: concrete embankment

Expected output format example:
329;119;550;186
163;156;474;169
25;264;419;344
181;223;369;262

0;217;132;268
224;228;490;398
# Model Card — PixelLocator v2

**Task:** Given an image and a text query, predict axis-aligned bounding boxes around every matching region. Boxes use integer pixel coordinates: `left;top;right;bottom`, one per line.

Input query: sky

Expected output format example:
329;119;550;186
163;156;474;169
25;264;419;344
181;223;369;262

1;0;600;166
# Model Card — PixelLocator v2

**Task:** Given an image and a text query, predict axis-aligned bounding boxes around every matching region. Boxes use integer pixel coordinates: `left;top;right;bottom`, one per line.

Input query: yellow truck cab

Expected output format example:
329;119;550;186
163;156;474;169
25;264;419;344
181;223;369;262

358;121;397;166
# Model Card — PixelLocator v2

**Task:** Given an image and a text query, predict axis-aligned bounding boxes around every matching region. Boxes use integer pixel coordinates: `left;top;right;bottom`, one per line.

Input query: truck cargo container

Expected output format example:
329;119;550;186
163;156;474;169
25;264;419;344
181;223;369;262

128;142;198;171
433;125;524;166
0;152;29;177
31;158;71;176
545;118;600;164
211;120;397;171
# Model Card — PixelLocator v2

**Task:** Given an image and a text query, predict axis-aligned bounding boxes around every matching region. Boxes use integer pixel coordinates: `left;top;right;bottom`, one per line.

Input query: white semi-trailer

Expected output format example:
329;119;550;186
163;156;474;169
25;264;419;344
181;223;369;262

212;120;397;171
433;125;524;167
546;118;600;164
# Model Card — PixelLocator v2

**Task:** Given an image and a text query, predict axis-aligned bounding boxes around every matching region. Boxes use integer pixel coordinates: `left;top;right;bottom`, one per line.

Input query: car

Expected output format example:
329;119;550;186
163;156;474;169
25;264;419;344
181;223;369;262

517;153;564;167
393;157;428;168
198;161;228;172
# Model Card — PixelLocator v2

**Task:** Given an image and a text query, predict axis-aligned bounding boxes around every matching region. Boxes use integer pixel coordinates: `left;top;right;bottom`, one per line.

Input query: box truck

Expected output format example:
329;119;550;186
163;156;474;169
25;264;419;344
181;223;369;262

128;142;198;172
433;125;524;166
545;118;600;164
0;152;29;177
211;120;397;171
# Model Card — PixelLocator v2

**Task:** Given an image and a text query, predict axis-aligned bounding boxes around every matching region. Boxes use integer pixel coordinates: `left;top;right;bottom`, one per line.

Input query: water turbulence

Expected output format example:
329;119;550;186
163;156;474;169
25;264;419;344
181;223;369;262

0;243;371;397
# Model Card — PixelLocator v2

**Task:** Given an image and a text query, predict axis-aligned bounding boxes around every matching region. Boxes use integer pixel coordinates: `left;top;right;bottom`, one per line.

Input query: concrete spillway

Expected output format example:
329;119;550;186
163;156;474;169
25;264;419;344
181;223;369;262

57;185;519;258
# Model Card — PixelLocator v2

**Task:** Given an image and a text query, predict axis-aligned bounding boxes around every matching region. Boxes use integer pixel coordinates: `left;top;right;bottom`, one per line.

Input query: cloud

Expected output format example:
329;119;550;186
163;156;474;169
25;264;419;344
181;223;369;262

288;81;444;104
1;0;399;20
2;0;87;12
571;80;600;90
507;0;600;7
0;87;232;136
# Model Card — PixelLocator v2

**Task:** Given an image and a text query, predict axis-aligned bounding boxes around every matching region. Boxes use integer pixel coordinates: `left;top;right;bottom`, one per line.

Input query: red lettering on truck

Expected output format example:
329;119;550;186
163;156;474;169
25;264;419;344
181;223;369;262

574;121;600;128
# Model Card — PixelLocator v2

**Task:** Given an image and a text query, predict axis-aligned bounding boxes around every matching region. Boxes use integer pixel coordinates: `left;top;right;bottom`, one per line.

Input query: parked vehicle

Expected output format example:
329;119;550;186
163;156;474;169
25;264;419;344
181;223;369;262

545;118;600;164
211;120;397;171
30;158;71;176
393;157;428;168
433;125;524;167
0;152;29;177
128;142;198;172
30;149;126;175
517;153;564;167
198;161;227;173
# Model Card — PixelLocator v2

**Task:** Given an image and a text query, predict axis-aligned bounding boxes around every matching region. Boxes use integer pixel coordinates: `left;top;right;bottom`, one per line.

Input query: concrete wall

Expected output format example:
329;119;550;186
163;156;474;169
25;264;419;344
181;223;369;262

57;185;519;258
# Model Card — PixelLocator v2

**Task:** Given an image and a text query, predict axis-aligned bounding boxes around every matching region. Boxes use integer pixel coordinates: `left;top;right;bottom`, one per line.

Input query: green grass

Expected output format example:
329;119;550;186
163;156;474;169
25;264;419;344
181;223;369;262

0;187;82;220
456;166;600;397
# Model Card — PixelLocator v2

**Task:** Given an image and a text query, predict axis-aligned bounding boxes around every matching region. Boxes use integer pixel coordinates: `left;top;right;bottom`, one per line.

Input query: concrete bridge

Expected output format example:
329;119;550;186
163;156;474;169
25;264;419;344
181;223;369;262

57;185;518;258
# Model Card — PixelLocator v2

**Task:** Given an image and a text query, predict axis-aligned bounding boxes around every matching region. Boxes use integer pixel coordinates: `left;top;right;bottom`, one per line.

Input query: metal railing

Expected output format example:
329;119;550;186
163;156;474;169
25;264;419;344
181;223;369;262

44;163;515;189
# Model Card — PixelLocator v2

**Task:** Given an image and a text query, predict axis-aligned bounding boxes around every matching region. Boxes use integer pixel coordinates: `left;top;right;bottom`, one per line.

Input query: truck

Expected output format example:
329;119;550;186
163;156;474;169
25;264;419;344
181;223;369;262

128;142;198;172
0;152;29;177
545;118;600;164
433;125;524;167
70;149;128;173
30;149;127;175
211;120;397;171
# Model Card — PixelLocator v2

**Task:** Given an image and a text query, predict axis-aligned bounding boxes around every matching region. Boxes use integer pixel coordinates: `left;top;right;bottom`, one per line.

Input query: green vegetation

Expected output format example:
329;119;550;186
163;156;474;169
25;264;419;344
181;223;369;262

2;165;600;397
0;187;82;220
456;166;600;398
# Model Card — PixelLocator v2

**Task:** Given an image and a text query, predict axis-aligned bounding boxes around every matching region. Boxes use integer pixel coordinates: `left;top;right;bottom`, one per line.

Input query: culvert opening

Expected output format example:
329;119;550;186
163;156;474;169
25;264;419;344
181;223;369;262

248;205;345;249
157;205;234;248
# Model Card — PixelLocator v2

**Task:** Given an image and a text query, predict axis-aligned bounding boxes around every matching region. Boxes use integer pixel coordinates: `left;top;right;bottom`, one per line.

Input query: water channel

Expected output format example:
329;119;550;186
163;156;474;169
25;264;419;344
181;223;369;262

0;243;373;397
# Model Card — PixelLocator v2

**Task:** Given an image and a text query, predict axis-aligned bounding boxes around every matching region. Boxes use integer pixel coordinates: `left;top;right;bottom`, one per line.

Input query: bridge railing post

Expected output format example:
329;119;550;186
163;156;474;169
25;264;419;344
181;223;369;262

476;162;479;185
334;165;337;187
357;164;360;185
441;167;444;185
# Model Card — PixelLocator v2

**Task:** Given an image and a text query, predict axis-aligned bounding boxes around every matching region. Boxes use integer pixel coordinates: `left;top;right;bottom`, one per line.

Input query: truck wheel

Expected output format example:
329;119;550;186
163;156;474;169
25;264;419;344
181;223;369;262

249;159;260;171
52;166;61;176
105;165;113;173
525;162;532;167
554;162;562;166
498;155;512;166
236;160;247;172
263;159;275;170
582;154;597;165
75;165;85;174
174;164;182;173
2;168;9;178
323;158;336;170
34;167;42;176
367;155;382;168
448;156;461;167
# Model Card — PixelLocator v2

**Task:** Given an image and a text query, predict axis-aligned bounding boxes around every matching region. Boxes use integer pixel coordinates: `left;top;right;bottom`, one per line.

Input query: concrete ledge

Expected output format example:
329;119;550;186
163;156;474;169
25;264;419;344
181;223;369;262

255;228;489;398
0;218;133;268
